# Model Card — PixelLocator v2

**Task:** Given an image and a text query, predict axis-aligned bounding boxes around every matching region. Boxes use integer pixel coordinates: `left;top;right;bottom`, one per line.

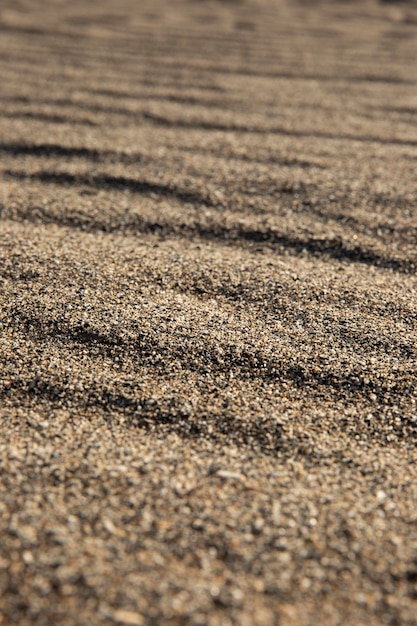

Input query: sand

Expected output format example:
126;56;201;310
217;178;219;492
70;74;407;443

1;0;417;624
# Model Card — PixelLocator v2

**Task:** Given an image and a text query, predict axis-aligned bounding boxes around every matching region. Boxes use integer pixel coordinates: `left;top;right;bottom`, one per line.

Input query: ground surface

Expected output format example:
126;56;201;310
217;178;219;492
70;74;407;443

1;0;417;624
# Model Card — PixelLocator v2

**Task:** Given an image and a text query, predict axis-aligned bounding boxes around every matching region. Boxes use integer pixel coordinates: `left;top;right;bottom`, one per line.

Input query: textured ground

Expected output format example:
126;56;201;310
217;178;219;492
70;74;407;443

1;0;417;624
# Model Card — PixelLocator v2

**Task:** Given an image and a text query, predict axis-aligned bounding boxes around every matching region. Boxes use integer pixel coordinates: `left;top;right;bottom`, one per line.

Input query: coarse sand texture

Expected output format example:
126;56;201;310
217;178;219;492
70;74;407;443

1;0;417;624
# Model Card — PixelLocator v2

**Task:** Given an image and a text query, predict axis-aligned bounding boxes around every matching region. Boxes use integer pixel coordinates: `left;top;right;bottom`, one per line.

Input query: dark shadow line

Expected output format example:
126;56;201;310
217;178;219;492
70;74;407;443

3;170;214;207
0;23;86;41
377;106;417;115
88;81;226;96
4;245;417;330
197;225;416;274
143;58;417;86
8;309;416;416
0;142;144;165
0;111;98;126
143;113;417;146
0;142;103;160
0;374;287;454
4;372;416;455
42;93;234;110
173;144;326;169
0;24;54;36
4;170;415;274
307;210;394;235
0;94;236;117
0;137;325;171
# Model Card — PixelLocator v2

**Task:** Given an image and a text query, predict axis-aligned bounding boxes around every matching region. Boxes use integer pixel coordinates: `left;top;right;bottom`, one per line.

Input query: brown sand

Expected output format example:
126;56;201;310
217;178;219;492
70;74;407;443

1;0;417;624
